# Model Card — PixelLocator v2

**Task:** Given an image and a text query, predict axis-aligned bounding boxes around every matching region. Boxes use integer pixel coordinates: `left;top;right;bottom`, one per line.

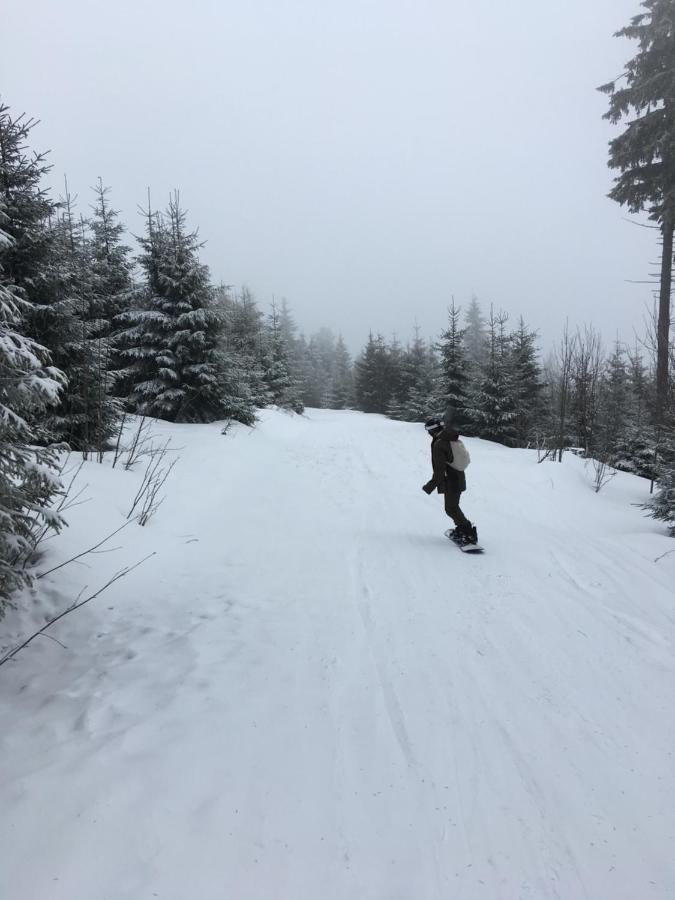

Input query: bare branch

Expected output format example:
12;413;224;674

37;520;136;579
0;554;155;668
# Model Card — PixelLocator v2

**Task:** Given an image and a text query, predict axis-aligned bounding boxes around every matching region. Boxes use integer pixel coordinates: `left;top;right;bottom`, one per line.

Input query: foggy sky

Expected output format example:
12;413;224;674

2;0;658;355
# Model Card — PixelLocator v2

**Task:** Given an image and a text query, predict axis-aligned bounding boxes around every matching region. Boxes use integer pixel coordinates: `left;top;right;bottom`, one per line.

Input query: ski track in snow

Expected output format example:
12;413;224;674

1;409;674;900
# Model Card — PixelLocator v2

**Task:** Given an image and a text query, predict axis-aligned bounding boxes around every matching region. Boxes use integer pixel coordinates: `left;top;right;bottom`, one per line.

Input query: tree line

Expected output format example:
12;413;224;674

3;5;675;614
0;102;358;608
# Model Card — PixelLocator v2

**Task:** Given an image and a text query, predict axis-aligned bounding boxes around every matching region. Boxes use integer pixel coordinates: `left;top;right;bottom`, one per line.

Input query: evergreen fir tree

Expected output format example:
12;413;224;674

435;300;471;429
644;464;675;535
463;295;488;371
599;0;675;424
294;333;317;408
627;342;651;431
305;328;337;408
221;285;268;408
119;195;227;422
0;105;54;307
467;308;518;445
510;317;542;446
397;330;437;422
210;285;256;425
611;343;661;478
0;104;65;607
89;179;134;333
261;300;304;412
331;335;353;409
37;184;121;451
354;332;392;413
570;326;604;454
598;340;631;458
386;336;406;412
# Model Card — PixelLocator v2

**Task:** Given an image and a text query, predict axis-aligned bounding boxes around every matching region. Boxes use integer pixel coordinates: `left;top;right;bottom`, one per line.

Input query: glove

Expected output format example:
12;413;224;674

422;481;434;494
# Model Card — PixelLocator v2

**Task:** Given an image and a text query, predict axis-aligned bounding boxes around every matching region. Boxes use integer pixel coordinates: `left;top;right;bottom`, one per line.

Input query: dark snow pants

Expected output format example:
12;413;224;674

444;484;471;531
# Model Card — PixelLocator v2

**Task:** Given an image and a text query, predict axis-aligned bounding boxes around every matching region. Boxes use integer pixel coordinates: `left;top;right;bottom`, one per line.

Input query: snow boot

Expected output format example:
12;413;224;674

460;523;478;545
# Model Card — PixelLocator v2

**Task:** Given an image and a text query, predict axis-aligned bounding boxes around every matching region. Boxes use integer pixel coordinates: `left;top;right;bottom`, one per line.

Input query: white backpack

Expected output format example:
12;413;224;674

449;439;470;471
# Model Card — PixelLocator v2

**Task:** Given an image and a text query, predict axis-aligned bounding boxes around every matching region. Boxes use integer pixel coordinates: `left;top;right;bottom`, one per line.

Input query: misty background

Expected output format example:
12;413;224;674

2;0;656;351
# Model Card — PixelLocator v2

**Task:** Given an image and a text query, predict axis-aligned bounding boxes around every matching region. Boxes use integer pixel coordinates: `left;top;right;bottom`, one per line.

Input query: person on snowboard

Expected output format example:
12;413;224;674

422;414;478;545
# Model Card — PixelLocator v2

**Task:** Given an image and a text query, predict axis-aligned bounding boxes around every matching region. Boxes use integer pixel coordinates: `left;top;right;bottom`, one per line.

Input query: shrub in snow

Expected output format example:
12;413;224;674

644;465;675;536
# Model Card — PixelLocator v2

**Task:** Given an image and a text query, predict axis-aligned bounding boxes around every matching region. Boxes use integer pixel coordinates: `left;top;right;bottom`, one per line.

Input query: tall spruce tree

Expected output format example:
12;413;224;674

394;330;437;422
571;326;604;454
463;295;488;372
119;195;226;422
384;336;406;418
644;464;675;534
435;300;471;429
210;285;257;425
42;184;120;452
510;318;542;446
468;308;518;445
303;328;337;408
262;300;304;411
355;332;392;413
612;342;661;476
89;179;133;333
332;335;353;409
599;341;631;456
599;0;675;424
222;285;268;408
0;105;65;607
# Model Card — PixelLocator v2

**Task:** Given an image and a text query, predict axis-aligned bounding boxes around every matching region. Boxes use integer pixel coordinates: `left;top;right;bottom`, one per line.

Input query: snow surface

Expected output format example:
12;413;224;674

1;408;674;900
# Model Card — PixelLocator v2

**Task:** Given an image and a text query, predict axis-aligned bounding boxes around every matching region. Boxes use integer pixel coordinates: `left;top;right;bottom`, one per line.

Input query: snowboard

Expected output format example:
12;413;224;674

444;528;484;553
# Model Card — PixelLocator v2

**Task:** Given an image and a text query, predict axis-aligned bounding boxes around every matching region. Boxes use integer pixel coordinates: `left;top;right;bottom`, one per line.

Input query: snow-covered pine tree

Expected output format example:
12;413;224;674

434;300;471;430
86;180;136;446
221;285;268;409
210;285;256;425
570;325;604;455
597;340;631;460
627;341;651;432
467;307;518;445
304;328;337;408
36;183;120;452
354;332;392;414
331;335;353;409
0;239;64;607
261;300;304;412
294;334;316;408
644;464;675;535
463;295;488;372
89;179;134;334
0;105;65;608
386;336;406;413
278;298;307;393
510;317;543;446
599;1;675;425
119;195;227;422
395;329;437;422
612;342;661;478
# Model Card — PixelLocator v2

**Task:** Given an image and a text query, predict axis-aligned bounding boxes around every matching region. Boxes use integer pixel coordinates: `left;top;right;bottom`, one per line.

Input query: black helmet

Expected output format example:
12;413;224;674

424;416;444;436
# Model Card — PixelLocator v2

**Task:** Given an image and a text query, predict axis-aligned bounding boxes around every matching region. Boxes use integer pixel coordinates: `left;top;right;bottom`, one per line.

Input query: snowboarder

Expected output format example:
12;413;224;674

422;414;478;545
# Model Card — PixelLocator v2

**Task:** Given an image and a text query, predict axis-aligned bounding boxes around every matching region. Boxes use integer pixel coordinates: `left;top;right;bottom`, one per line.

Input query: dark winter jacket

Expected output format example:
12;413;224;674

423;427;466;495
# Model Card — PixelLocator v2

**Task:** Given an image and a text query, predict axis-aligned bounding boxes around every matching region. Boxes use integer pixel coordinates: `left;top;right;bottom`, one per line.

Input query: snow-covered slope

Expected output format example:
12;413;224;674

1;409;674;900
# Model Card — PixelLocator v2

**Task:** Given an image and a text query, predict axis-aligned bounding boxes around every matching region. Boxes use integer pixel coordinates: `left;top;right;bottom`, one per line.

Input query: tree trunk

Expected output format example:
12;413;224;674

656;214;673;425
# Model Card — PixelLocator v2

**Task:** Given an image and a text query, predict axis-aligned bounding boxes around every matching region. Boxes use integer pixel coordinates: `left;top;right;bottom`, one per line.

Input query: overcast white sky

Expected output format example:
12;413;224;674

2;0;657;354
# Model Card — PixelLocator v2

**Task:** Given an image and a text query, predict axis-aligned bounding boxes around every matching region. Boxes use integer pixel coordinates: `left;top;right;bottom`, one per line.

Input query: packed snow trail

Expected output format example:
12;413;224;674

1;409;674;900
